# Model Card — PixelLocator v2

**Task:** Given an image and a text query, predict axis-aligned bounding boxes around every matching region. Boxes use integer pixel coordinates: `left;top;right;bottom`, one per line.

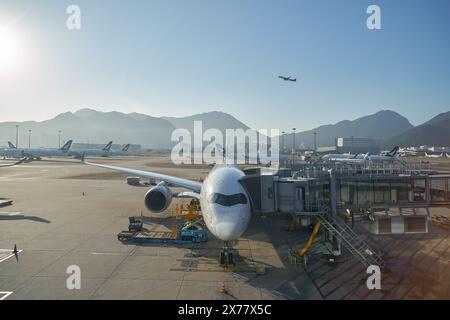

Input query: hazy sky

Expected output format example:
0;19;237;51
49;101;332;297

0;0;449;131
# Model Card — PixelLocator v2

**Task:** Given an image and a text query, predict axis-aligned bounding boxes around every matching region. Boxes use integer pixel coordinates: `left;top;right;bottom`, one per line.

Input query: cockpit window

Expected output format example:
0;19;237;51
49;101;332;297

208;193;248;206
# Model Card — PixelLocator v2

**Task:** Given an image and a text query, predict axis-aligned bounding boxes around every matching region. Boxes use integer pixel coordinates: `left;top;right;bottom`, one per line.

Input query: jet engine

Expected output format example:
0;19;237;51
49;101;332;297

144;185;173;213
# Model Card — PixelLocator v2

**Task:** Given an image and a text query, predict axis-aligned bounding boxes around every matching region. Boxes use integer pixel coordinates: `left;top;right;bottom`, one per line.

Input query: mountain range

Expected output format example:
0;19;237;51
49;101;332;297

0;108;448;149
385;111;450;147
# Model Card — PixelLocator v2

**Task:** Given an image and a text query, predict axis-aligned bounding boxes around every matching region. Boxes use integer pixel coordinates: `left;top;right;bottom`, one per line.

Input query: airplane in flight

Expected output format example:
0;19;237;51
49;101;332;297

70;141;113;158
278;75;296;82
0;140;73;160
82;155;251;265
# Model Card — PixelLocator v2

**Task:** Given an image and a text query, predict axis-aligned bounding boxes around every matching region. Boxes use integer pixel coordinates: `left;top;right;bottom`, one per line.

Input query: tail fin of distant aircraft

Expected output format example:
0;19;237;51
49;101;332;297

387;146;399;157
122;144;130;152
60;140;73;153
8;141;16;149
103;141;113;151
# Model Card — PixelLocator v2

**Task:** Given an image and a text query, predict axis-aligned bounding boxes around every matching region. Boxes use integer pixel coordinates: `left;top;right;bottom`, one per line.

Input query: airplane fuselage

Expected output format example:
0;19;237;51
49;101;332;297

199;166;251;241
0;148;69;159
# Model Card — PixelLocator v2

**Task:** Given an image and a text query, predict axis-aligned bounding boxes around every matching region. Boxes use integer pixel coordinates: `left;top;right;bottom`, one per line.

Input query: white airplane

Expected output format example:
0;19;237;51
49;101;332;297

70;141;113;158
0;140;73;160
82;156;251;264
321;153;356;161
109;144;131;156
425;152;446;158
323;146;401;163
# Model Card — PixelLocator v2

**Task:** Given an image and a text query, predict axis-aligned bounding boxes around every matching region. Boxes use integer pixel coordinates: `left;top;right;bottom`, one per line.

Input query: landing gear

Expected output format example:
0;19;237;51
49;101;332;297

220;242;234;265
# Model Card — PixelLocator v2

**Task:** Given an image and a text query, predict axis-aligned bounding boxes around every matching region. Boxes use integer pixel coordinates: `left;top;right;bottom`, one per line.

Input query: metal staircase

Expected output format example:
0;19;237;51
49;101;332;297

318;212;385;269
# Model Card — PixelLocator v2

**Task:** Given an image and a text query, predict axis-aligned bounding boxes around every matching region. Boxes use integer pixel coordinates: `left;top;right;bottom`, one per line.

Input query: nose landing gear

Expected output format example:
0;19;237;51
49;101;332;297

220;241;234;266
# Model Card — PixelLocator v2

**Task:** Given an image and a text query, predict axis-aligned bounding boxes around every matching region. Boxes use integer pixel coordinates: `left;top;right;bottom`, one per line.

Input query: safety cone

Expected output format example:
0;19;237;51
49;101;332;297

218;281;227;294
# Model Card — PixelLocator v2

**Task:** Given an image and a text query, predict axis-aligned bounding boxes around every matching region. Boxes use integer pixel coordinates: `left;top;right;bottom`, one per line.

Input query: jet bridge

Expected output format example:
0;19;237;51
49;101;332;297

242;162;450;221
240;162;450;268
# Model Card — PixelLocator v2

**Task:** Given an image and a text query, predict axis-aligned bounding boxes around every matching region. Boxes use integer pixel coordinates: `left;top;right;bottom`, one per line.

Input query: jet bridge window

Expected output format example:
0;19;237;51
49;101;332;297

413;179;426;202
430;178;447;201
208;193;248;206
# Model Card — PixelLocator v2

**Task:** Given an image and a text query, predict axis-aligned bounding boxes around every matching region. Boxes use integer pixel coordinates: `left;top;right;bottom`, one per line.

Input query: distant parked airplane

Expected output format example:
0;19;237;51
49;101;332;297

278;75;296;82
425;152;446;158
0;140;73;160
70;141;113;158
109;144;131;156
323;146;401;163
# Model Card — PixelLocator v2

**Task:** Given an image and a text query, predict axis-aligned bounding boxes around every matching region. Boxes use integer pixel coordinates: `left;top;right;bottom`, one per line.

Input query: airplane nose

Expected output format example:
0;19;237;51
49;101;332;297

214;221;241;241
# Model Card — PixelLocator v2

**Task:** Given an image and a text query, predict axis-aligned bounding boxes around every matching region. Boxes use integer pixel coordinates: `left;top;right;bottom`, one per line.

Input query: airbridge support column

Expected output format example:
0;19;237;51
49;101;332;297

329;169;337;218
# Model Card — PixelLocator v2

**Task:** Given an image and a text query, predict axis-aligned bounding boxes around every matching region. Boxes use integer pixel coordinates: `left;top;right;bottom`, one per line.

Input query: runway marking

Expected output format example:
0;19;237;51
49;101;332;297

0;292;13;300
0;212;22;215
0;249;23;263
90;252;127;256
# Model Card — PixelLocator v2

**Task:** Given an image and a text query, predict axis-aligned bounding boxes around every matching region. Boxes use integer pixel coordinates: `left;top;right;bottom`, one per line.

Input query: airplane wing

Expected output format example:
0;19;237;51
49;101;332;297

175;191;202;199
83;157;202;193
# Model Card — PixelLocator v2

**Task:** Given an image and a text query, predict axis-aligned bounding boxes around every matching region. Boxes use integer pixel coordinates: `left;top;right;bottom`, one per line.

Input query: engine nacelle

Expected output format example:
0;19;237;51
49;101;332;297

144;185;173;213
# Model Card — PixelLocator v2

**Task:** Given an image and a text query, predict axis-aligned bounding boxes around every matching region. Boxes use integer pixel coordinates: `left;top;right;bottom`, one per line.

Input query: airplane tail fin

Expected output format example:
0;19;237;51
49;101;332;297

387;146;399;157
60;140;73;152
103;141;113;151
122;144;130;152
8;141;16;149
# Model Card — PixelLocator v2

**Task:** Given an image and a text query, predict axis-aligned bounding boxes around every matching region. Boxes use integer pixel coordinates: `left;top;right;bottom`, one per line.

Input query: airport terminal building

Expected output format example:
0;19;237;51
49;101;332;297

316;137;382;154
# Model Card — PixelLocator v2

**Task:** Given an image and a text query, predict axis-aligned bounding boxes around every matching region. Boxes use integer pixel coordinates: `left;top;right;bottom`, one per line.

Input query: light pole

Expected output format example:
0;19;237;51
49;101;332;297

15;125;19;148
292;128;296;164
314;132;317;152
58;130;61;148
281;131;285;155
351;135;354;154
28;130;32;148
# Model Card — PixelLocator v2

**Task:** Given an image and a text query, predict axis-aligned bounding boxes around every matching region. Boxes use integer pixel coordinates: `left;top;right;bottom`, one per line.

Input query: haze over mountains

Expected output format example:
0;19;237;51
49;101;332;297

386;111;450;147
0;108;448;149
281;110;414;148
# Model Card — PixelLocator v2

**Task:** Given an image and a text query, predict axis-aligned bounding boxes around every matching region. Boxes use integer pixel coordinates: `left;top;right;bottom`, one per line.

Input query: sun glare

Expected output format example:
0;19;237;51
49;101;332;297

0;28;25;73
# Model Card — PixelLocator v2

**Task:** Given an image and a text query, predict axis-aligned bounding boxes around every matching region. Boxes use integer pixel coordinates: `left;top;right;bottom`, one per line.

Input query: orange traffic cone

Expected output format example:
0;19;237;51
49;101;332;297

219;281;227;294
